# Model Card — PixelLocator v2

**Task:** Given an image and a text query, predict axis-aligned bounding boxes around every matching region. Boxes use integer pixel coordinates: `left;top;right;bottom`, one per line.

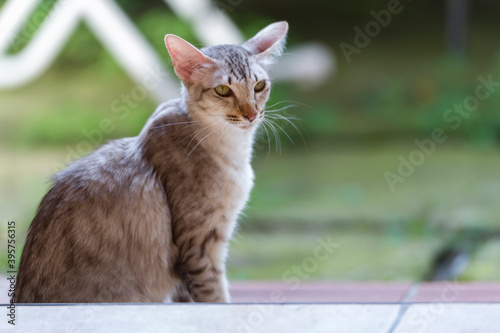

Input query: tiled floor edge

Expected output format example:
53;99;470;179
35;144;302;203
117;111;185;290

385;283;421;333
402;283;421;302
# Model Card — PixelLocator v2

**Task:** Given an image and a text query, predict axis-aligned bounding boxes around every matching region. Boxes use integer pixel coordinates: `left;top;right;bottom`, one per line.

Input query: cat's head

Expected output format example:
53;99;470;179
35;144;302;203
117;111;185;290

165;21;288;131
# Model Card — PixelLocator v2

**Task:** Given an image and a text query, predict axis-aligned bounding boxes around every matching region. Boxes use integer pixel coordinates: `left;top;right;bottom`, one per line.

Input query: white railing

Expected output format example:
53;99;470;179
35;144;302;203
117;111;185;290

0;0;333;103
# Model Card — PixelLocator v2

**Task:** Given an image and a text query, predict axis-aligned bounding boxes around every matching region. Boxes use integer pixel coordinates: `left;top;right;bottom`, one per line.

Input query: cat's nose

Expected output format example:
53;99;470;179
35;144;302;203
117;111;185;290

243;113;257;122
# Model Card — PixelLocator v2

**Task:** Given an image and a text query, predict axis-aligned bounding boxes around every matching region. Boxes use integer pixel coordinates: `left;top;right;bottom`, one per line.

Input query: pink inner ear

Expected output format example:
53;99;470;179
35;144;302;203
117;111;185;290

165;35;213;82
253;37;277;54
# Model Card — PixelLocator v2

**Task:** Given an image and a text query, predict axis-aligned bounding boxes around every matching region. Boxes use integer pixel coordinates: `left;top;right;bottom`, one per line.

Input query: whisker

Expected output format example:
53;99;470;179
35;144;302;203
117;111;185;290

151;120;200;130
184;124;228;161
182;122;221;149
265;105;298;113
265;100;316;112
258;120;272;161
265;100;295;109
267;113;307;149
265;118;295;146
181;126;207;144
263;119;281;154
265;114;301;121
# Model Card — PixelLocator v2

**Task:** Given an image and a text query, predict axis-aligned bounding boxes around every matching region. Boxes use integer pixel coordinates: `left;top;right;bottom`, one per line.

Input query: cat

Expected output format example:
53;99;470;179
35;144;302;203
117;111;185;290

13;21;288;303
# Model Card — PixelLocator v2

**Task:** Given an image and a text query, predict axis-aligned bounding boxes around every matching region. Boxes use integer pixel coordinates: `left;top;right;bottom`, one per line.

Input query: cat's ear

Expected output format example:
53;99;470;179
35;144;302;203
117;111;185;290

243;21;288;63
165;34;214;83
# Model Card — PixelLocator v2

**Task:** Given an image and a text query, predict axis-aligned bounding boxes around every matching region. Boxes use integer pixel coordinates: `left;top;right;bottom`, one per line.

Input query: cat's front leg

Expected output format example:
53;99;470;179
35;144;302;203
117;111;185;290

176;232;230;303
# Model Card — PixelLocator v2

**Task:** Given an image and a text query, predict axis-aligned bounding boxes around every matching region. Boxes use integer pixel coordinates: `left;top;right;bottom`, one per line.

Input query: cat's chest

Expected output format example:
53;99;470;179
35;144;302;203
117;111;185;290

212;161;254;232
194;142;254;210
167;155;254;221
221;162;254;207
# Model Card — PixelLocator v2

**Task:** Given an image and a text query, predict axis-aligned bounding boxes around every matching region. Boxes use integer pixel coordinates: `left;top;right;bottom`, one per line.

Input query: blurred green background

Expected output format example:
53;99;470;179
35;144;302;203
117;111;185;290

1;0;500;281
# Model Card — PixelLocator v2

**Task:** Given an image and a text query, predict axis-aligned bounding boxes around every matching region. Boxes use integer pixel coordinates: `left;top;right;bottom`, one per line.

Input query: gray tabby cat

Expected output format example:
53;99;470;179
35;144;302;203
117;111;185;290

14;21;288;303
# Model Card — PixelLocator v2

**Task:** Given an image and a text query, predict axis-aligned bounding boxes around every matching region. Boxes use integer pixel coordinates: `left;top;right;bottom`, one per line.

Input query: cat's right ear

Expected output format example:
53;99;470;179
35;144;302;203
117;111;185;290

165;35;214;83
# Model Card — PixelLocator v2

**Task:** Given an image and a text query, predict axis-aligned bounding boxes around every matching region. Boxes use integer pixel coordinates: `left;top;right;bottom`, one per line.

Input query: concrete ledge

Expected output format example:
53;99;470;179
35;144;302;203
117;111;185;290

1;303;401;333
1;280;499;332
1;303;499;333
393;303;500;333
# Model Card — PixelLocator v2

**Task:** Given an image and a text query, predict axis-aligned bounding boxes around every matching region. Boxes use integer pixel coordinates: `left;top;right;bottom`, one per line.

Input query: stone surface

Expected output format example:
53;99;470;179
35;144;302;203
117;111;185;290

2;303;499;332
394;303;500;333
2;304;400;333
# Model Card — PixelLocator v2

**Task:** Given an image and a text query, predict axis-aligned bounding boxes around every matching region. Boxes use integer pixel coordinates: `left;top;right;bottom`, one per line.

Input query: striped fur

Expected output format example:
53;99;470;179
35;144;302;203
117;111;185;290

14;22;288;303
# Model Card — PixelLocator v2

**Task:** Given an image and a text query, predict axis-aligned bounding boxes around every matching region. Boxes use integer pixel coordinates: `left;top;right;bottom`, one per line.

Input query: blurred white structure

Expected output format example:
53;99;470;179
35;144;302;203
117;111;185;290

0;0;333;103
271;43;334;89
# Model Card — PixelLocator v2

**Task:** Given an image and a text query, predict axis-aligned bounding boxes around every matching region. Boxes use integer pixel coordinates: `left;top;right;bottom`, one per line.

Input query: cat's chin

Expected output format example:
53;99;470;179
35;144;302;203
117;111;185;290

238;123;258;131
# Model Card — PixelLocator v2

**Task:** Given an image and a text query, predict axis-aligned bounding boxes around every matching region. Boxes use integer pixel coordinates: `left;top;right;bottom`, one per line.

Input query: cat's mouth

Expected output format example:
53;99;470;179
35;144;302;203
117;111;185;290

226;116;261;130
227;111;264;130
238;118;262;130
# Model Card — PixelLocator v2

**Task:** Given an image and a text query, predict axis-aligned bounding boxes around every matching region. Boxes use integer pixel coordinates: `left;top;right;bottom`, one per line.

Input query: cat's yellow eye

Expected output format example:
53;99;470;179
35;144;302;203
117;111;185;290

254;80;266;92
215;85;232;97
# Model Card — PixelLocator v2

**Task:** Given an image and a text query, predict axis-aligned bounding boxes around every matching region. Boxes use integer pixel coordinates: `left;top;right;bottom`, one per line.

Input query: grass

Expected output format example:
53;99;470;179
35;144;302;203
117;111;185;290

247;142;500;229
2;143;500;280
228;229;441;281
462;240;500;280
1;67;155;147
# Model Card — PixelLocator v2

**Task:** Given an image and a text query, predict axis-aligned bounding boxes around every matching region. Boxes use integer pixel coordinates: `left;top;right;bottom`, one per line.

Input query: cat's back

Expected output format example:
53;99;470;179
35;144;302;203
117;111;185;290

15;137;176;303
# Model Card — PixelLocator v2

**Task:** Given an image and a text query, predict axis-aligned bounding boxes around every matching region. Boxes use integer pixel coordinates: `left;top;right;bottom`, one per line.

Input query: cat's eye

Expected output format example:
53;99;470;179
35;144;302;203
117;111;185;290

254;80;266;92
215;85;232;97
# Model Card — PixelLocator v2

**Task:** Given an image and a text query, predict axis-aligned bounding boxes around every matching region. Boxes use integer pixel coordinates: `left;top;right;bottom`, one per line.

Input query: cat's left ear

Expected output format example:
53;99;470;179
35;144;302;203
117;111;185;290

243;21;288;63
165;34;214;83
